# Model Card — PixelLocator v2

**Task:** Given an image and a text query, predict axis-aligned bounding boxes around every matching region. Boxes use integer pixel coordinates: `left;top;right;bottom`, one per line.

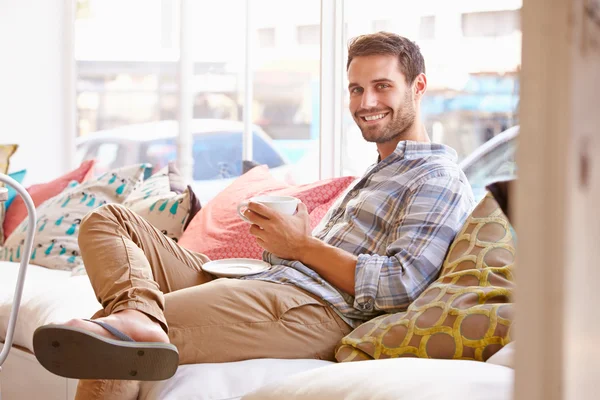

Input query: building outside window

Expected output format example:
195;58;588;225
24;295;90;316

296;24;320;46
419;15;436;40
257;27;276;48
462;10;521;37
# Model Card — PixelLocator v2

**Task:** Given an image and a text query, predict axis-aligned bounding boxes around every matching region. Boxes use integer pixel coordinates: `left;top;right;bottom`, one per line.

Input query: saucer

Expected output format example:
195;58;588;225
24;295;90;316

202;258;271;278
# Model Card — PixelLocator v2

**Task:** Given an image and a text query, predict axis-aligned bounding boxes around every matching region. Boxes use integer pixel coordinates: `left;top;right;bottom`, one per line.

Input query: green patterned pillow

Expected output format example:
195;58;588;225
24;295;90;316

1;163;149;271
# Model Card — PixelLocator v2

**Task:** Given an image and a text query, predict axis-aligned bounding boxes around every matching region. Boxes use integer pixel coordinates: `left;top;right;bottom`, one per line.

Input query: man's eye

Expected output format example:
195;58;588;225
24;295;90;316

377;83;389;89
350;87;363;94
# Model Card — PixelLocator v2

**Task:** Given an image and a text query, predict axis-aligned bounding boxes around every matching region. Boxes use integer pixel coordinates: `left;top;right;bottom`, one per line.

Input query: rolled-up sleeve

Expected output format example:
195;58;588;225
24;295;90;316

353;174;474;313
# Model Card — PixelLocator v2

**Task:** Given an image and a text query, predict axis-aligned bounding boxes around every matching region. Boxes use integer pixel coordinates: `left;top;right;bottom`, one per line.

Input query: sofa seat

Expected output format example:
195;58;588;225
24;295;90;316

0;261;333;399
244;357;514;400
0;261;98;352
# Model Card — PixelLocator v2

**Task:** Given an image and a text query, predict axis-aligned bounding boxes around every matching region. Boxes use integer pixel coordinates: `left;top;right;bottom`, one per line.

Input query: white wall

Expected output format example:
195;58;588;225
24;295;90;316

0;0;74;186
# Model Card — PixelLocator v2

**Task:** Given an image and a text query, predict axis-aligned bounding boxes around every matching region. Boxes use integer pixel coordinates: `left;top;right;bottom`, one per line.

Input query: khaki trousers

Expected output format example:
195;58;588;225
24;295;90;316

74;204;352;400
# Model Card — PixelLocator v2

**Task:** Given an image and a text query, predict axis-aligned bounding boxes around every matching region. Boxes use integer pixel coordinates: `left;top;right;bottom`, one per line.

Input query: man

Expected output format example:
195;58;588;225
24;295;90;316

34;32;474;399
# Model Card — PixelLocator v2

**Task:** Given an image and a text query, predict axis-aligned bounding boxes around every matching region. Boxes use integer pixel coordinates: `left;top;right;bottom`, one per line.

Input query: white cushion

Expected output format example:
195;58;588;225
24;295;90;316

486;342;515;369
0;261;100;351
243;358;514;400
140;359;333;400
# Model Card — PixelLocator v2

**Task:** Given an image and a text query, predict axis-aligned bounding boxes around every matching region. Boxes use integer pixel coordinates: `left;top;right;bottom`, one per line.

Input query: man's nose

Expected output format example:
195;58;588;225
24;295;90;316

360;90;378;109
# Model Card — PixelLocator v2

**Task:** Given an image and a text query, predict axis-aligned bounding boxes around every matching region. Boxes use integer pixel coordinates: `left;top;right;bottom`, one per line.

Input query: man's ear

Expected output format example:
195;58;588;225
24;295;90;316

414;73;427;99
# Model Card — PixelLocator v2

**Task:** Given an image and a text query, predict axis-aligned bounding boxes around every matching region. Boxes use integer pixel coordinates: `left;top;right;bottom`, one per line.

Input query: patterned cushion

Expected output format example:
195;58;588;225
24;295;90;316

0;164;148;272
3;160;95;240
0;144;18;244
335;192;515;362
178;166;356;260
0;144;17;174
123;164;201;242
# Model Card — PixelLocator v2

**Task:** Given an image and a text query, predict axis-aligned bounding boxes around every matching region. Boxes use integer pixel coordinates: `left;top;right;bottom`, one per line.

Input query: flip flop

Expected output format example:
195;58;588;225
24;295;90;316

32;319;179;381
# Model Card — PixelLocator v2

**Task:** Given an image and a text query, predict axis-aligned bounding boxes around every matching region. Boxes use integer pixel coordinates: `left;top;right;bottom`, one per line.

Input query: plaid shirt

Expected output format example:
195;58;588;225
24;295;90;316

244;141;475;327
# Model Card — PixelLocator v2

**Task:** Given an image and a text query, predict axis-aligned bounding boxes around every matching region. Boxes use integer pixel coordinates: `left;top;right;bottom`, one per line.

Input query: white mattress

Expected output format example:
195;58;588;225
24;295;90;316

0;261;333;400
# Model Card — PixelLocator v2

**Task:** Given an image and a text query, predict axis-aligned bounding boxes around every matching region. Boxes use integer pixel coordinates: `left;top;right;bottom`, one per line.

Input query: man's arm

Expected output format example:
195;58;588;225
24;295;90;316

347;174;473;313
246;174;473;312
245;202;357;294
298;238;358;295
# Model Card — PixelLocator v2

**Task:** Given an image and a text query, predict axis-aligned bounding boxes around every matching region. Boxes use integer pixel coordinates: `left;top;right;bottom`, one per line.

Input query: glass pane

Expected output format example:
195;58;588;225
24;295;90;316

91;142;123;177
74;0;322;204
341;0;522;180
75;0;175;137
251;0;321;185
185;0;246;201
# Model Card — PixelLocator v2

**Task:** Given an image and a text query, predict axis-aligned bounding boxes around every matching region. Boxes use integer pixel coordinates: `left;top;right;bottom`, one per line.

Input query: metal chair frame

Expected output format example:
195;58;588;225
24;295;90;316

0;174;37;400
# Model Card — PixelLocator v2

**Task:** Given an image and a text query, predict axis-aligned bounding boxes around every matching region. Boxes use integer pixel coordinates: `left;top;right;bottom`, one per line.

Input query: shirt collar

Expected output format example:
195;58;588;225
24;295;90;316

377;141;458;163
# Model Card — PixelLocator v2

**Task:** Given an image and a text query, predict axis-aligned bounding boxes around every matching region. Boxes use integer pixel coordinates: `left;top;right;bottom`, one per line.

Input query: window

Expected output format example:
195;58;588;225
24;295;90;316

253;0;321;185
462;10;521;38
297;24;320;46
342;0;521;177
461;132;518;202
191;131;285;180
191;133;243;180
92;142;123;176
257;27;275;48
141;140;177;175
252;132;286;168
75;0;171;136
75;0;322;203
372;19;392;32
419;16;435;40
139;130;286;182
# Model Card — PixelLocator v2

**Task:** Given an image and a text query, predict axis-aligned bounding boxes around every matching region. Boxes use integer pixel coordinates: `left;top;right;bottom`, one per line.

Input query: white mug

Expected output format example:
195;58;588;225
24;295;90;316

237;195;299;223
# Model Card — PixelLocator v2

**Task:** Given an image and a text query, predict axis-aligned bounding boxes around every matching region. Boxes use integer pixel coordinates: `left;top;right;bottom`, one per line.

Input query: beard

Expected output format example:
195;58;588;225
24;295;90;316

355;91;416;144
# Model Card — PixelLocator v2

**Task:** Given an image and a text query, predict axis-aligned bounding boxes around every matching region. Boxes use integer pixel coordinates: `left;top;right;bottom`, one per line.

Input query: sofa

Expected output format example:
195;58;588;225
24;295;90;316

0;154;516;400
0;259;515;400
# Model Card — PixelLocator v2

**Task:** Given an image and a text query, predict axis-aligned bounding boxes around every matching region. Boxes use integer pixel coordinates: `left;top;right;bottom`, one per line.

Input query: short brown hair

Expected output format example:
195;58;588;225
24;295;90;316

347;32;425;84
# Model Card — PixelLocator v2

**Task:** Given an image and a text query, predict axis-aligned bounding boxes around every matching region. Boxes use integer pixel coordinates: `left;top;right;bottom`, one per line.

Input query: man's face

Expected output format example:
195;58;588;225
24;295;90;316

347;54;416;144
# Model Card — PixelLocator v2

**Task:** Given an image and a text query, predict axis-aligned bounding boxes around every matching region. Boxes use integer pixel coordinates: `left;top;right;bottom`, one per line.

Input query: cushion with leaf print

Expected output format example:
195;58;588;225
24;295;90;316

122;163;201;243
0;163;149;272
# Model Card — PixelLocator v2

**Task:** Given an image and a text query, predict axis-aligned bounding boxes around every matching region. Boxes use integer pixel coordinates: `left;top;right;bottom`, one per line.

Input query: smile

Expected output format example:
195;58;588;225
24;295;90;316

360;112;389;122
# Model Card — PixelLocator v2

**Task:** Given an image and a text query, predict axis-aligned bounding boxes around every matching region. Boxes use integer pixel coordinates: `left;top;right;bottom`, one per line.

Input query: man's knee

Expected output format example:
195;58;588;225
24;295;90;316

79;204;129;242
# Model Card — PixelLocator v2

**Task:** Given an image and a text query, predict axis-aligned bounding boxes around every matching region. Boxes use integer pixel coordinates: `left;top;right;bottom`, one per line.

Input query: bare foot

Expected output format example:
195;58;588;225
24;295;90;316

61;309;169;344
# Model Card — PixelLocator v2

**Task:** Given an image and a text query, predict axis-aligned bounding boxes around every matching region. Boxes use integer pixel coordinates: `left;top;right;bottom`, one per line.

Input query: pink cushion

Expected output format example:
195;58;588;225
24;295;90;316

178;166;356;260
3;160;95;240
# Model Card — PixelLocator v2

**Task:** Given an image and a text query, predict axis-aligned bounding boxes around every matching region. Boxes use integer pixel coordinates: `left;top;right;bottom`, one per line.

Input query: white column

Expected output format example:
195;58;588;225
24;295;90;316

515;0;600;399
177;0;194;182
319;0;344;179
63;0;77;171
243;0;254;161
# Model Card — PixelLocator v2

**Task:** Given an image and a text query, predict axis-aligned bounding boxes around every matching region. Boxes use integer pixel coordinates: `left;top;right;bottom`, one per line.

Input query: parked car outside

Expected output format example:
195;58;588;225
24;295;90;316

75;119;293;204
459;125;519;202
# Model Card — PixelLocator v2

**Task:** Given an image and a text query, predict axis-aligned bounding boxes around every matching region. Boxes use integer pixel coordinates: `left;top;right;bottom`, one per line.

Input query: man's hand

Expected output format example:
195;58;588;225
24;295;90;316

244;201;311;261
246;200;357;295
